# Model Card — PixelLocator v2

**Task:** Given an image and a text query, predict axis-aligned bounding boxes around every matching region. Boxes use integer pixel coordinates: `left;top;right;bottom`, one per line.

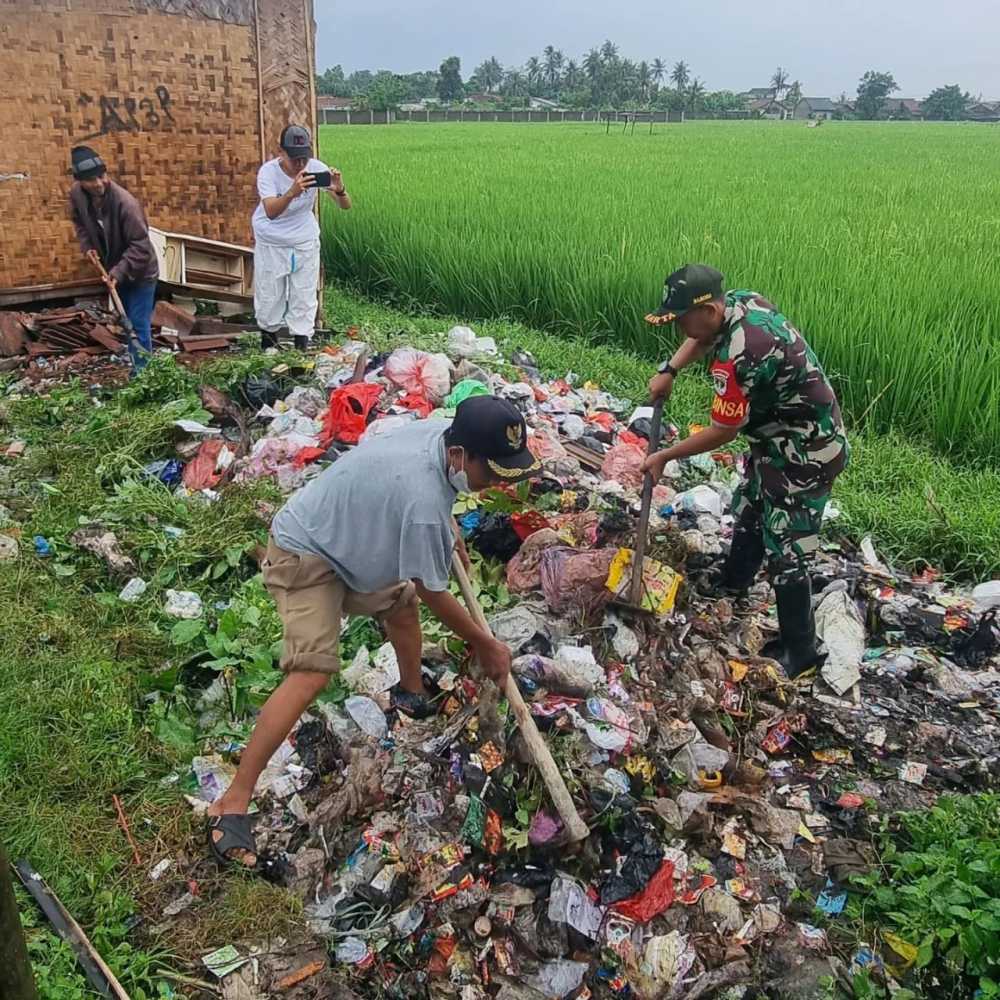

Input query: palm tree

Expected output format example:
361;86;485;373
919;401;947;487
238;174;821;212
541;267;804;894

563;59;581;91
502;69;527;98
525;56;542;93
770;66;789;101
488;57;503;92
670;60;690;91
584;48;602;83
687;76;706;111
786;79;802;107
543;46;563;89
651;58;666;86
600;39;619;65
637;61;651;102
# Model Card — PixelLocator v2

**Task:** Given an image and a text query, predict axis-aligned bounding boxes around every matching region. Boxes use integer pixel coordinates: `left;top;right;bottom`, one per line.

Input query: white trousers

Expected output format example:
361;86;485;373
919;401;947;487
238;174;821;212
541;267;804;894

253;240;320;340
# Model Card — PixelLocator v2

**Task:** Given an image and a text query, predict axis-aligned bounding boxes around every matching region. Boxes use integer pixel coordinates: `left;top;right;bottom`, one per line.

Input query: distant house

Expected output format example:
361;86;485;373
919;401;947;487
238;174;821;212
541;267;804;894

882;98;924;119
465;92;502;105
793;97;837;120
317;95;355;112
965;100;1000;121
743;87;773;102
528;96;562;111
750;98;790;120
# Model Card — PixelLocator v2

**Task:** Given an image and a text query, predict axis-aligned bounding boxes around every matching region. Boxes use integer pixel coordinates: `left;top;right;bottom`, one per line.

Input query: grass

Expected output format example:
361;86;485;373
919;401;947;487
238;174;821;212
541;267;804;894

0;350;302;997
319;120;1000;466
323;283;1000;580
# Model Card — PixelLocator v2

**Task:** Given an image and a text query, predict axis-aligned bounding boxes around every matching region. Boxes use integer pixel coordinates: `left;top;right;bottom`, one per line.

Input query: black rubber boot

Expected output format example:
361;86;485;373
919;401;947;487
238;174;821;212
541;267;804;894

766;578;826;679
260;328;279;350
293;335;309;352
704;509;765;597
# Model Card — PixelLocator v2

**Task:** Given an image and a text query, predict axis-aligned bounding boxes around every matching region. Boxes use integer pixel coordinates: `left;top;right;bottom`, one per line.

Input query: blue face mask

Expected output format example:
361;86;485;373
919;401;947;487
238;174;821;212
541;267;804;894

448;449;470;493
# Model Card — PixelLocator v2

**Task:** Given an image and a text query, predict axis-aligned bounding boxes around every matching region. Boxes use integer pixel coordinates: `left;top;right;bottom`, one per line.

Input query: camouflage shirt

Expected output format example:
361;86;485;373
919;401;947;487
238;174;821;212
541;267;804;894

709;290;848;492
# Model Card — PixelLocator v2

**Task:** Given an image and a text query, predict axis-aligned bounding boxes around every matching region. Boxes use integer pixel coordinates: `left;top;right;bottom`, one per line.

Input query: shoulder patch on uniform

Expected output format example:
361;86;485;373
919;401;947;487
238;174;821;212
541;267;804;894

709;360;749;427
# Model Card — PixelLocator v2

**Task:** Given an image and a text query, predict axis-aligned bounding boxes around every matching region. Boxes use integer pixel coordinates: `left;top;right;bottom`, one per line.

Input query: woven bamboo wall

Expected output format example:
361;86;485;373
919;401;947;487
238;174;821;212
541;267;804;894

0;0;315;294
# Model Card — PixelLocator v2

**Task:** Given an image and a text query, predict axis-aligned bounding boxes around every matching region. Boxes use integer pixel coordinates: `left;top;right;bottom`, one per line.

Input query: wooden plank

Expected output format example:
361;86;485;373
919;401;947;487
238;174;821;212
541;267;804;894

87;325;126;352
15;861;130;1000
0;845;39;1000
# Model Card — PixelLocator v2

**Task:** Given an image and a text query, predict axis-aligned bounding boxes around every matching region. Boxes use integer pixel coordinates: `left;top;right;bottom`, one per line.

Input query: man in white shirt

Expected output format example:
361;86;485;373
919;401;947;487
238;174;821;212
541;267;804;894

251;124;351;351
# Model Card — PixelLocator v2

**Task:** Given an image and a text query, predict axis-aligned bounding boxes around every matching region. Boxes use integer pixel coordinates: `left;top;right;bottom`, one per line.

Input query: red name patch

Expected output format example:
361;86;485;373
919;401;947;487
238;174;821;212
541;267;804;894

709;360;749;427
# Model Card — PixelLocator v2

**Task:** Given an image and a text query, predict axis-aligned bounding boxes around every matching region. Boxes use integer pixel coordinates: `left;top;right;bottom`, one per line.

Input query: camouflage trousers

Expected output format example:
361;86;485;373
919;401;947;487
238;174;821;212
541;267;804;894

730;457;834;587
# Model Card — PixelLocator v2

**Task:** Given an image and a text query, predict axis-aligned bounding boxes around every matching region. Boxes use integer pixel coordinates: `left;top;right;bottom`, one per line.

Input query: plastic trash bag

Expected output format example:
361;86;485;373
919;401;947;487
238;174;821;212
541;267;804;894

320;383;384;446
444;378;490;409
540;546;616;615
238;372;285;409
446;326;498;360
384;348;452;404
182;439;233;490
469;513;522;562
396;392;434;418
506;528;562;593
601;440;647;488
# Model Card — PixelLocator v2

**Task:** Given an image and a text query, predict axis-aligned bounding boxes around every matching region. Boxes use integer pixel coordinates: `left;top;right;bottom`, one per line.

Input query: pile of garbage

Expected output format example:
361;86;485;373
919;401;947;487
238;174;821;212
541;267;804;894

28;324;1000;998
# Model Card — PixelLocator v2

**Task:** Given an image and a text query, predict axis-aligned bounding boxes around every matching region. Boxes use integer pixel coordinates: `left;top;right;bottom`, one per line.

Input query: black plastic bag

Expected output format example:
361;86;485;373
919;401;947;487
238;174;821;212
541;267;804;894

469;513;522;563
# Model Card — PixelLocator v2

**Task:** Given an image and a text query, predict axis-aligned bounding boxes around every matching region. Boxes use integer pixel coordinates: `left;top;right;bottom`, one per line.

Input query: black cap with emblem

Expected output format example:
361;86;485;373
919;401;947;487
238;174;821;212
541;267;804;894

449;395;542;480
71;145;106;180
646;263;724;325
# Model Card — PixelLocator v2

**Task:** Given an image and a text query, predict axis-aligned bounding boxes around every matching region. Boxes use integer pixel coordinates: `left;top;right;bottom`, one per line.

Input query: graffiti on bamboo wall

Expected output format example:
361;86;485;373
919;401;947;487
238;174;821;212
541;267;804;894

77;86;175;140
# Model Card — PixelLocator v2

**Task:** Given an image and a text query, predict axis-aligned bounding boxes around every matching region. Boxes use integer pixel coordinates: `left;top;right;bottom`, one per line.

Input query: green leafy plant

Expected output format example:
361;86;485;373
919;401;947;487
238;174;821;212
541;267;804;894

851;794;1000;995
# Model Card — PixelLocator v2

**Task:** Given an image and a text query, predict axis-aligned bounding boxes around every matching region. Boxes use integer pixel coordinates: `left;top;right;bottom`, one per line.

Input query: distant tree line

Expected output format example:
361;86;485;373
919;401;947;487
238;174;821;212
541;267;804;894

316;43;987;121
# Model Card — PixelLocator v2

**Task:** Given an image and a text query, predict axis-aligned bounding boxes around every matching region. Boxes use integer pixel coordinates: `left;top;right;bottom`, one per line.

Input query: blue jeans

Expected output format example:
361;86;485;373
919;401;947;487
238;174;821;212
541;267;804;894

117;280;156;372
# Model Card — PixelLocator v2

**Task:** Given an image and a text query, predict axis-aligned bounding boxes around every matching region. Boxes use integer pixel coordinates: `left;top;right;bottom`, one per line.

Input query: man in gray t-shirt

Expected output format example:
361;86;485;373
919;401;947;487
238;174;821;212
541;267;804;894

208;396;542;869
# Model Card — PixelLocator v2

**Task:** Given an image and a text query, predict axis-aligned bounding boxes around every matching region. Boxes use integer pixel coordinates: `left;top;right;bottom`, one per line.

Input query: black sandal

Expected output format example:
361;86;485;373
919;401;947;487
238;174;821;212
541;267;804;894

207;814;258;871
390;683;441;720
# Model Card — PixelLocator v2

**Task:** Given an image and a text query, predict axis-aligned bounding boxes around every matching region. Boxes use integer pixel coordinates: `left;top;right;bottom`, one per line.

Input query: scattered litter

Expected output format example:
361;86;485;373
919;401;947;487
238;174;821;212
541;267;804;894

202;945;248;978
164;589;203;619
118;577;148;602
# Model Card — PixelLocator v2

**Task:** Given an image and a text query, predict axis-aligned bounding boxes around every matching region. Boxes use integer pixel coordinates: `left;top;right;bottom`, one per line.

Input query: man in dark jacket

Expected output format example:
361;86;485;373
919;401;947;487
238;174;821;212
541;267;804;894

68;146;158;372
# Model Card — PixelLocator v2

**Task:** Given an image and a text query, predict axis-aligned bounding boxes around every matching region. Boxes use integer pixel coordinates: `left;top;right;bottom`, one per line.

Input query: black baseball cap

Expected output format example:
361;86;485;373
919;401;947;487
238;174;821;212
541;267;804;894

280;124;313;160
646;263;724;325
71;145;106;180
449;395;542;480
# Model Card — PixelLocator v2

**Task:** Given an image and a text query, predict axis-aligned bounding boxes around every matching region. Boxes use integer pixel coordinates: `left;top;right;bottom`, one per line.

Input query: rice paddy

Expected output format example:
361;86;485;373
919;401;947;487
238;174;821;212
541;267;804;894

319;121;1000;464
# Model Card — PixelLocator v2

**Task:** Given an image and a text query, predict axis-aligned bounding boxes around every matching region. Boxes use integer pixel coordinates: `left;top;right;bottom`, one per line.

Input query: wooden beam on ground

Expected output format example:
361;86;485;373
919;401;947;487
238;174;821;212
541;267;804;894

0;845;39;1000
14;860;131;999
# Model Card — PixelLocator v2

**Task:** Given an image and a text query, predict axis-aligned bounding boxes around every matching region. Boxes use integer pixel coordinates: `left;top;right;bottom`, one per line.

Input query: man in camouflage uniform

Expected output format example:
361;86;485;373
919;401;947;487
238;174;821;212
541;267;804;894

642;264;849;677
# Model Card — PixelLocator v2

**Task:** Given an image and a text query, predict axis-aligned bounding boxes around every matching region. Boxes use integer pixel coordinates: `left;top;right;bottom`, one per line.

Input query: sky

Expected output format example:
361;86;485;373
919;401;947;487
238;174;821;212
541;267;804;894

316;0;1000;99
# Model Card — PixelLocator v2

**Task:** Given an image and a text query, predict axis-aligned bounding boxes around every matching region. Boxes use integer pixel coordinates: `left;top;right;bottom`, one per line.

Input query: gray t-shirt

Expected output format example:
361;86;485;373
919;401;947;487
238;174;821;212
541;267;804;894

271;419;456;593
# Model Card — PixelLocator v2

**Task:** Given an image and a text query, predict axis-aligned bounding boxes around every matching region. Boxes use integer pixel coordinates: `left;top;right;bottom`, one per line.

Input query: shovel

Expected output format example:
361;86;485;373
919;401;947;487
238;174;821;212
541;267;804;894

625;396;666;610
88;255;144;363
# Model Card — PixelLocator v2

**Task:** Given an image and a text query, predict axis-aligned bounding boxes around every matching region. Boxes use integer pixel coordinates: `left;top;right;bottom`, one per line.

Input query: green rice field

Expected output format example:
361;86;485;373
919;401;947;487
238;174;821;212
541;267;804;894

319;121;1000;465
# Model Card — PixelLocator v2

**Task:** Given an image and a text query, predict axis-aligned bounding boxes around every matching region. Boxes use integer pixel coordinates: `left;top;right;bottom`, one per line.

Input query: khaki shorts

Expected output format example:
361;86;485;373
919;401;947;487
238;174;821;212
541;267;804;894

262;538;416;675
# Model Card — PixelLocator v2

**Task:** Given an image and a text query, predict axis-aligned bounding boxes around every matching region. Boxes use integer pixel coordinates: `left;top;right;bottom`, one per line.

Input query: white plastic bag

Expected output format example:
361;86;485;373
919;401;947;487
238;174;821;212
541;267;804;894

384;348;452;404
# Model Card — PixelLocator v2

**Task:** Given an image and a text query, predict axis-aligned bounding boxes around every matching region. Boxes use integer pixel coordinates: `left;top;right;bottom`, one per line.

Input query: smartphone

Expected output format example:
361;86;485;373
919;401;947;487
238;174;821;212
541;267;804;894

306;170;331;188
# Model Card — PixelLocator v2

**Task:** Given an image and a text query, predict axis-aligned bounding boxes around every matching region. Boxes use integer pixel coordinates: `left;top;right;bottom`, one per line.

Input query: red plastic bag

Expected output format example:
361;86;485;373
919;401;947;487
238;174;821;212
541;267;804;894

182;439;228;490
612;860;675;923
397;392;434;418
510;510;552;541
319;383;384;446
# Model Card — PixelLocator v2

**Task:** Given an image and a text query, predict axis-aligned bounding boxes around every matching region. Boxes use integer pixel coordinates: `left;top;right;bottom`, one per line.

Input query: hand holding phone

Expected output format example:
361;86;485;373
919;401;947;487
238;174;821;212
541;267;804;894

306;170;332;188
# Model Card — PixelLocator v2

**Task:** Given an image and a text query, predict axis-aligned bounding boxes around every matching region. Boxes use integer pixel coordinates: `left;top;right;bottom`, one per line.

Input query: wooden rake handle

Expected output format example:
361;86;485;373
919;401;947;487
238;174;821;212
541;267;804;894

451;553;590;843
629;396;666;606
